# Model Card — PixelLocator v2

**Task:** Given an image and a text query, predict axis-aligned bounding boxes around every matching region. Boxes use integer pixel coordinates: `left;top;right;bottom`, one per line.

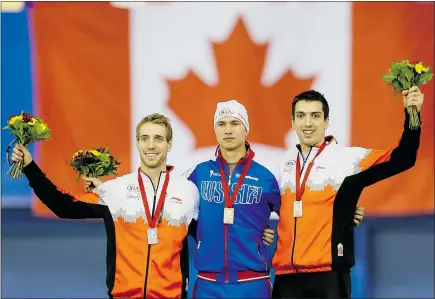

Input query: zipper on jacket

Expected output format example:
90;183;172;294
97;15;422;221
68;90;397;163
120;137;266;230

223;157;244;283
224;173;231;283
290;147;312;273
143;172;163;298
256;238;268;271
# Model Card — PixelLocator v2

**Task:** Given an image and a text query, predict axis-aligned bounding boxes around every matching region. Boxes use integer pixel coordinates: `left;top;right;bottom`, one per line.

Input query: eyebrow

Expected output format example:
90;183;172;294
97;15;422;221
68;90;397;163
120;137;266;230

139;134;165;139
295;111;323;115
217;119;242;124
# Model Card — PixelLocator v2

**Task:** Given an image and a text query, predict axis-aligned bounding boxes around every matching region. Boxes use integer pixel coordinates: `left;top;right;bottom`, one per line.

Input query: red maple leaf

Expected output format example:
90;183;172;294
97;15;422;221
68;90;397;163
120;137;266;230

167;18;315;149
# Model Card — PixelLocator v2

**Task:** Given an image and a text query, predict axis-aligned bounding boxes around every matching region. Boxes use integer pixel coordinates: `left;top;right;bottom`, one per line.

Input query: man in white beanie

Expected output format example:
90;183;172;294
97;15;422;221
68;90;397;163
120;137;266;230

184;99;279;298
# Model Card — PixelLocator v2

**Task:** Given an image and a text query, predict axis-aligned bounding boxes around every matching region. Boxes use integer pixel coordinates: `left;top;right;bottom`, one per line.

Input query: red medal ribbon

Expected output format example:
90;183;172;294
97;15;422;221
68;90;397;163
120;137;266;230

137;168;170;227
218;150;255;208
295;141;327;201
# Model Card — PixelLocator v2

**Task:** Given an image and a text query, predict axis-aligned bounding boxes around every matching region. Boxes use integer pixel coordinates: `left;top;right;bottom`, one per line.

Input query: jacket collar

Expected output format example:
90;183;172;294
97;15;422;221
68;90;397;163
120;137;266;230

215;142;255;164
296;135;336;152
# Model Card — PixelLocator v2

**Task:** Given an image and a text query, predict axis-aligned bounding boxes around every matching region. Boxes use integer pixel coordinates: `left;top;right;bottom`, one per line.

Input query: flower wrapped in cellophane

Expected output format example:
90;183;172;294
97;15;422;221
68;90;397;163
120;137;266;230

3;111;51;178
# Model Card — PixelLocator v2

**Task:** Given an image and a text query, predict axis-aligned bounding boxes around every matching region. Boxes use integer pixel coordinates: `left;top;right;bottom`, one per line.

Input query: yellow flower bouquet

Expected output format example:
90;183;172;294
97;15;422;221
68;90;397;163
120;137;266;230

382;60;433;129
68;147;121;182
3;111;51;178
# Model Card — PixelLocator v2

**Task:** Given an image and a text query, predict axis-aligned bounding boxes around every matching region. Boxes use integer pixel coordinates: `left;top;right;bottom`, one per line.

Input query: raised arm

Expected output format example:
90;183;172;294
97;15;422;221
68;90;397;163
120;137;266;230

355;88;423;187
13;144;107;219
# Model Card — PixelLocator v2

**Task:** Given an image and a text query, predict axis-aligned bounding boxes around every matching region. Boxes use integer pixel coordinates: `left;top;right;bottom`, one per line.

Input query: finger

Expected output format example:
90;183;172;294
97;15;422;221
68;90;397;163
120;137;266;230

405;98;420;106
354;219;360;226
409;86;419;93
17;144;26;152
402;90;409;96
12;147;24;156
407;93;421;101
263;234;274;240
11;152;24;159
354;215;363;220
11;154;22;162
264;229;274;234
263;233;274;239
263;237;274;245
406;101;422;108
356;206;364;212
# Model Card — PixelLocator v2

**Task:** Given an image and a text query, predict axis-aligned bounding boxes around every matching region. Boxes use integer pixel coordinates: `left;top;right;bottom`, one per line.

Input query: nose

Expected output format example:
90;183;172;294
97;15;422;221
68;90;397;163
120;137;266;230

304;115;312;127
224;124;232;134
147;139;156;149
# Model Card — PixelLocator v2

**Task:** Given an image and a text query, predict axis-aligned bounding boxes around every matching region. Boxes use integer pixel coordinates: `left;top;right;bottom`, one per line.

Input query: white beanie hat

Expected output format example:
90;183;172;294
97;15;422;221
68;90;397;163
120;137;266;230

213;100;249;133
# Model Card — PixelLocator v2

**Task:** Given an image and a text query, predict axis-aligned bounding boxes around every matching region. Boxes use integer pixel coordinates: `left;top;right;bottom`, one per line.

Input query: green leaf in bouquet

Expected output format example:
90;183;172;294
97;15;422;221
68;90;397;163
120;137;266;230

96;167;105;176
390;61;402;76
392;78;402;91
401;60;414;68
400;66;414;83
33;122;49;135
417;67;433;85
382;73;396;83
101;158;111;168
3;125;10;130
398;74;411;90
81;165;90;176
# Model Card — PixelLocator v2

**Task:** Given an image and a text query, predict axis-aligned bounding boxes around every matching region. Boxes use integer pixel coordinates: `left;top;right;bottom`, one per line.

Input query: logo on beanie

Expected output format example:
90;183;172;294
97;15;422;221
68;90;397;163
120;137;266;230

218;108;235;117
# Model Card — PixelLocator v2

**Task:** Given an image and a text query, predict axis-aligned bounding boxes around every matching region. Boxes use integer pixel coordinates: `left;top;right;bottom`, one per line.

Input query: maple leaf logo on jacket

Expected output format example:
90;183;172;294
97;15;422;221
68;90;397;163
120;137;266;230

167;18;314;149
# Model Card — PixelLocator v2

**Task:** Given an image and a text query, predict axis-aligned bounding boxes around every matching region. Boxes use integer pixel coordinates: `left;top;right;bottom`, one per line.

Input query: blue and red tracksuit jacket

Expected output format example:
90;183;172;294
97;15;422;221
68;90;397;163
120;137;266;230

186;144;281;282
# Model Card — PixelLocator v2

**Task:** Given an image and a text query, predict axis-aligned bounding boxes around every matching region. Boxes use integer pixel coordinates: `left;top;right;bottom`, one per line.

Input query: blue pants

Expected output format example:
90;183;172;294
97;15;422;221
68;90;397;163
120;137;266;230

193;277;272;298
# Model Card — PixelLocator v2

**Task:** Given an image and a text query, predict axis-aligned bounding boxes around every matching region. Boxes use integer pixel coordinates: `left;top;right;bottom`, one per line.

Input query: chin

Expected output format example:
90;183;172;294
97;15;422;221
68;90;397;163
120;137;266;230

142;157;162;169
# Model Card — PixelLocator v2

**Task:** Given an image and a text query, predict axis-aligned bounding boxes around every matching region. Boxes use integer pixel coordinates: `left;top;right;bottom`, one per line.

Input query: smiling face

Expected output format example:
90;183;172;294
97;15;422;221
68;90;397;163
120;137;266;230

136;119;172;170
292;100;329;151
214;116;247;151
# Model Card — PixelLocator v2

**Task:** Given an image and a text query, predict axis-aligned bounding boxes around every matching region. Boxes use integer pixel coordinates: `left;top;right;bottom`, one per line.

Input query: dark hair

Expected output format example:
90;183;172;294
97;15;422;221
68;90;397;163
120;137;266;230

291;90;329;120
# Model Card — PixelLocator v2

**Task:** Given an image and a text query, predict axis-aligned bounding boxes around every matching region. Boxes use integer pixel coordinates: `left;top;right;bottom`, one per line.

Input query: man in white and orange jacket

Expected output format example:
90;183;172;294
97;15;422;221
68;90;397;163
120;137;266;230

272;87;424;298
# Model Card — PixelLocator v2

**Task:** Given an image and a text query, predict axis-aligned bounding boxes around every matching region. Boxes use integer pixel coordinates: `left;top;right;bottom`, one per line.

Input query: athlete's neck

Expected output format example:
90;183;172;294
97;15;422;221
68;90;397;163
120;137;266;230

140;163;167;189
300;138;325;153
220;143;247;164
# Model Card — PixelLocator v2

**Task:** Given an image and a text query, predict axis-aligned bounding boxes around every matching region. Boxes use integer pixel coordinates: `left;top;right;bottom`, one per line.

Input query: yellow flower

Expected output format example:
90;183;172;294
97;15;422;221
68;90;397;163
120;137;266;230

39;123;47;132
90;150;101;156
8;115;23;125
28;118;37;126
415;63;427;74
73;150;83;158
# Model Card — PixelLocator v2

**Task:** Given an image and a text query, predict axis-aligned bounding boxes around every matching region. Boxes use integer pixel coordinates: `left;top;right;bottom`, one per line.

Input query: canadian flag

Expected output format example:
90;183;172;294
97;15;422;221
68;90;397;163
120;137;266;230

30;2;434;217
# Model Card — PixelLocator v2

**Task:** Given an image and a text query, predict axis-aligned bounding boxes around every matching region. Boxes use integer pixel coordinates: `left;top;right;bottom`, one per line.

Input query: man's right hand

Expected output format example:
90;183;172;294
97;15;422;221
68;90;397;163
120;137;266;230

11;144;33;167
82;176;103;190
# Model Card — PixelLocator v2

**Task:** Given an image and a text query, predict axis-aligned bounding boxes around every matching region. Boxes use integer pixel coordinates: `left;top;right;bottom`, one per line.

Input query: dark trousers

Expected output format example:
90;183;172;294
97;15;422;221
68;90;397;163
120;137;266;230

272;270;352;298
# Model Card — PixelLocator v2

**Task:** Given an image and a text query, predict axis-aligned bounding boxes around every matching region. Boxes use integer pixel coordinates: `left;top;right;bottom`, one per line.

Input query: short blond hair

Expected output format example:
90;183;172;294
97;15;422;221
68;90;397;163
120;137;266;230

136;113;173;142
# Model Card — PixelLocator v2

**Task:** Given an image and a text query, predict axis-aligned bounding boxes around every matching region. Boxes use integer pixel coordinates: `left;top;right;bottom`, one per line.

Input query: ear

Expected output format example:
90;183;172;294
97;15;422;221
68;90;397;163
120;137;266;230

291;118;295;128
167;139;173;152
325;118;329;130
